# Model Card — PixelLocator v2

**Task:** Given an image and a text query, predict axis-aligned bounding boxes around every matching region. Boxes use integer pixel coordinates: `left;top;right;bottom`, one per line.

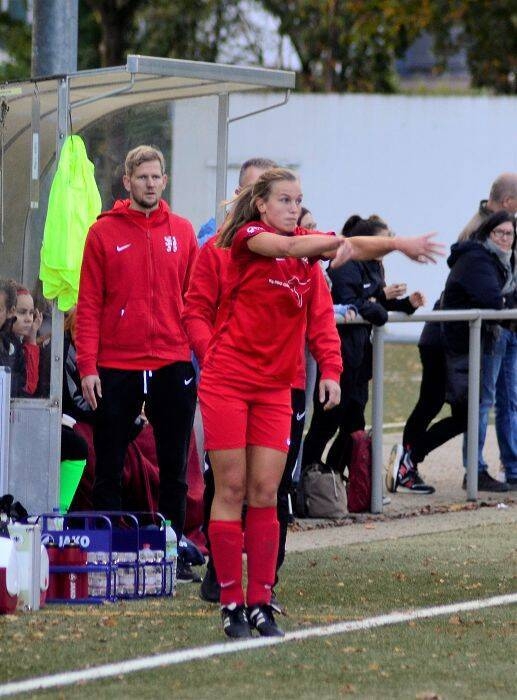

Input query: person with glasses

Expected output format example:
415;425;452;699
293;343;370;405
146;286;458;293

457;174;517;490
389;211;516;493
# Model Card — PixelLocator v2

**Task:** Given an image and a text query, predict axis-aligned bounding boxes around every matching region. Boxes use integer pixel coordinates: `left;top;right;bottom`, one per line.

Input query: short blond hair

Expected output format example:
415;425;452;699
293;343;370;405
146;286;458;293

124;145;165;177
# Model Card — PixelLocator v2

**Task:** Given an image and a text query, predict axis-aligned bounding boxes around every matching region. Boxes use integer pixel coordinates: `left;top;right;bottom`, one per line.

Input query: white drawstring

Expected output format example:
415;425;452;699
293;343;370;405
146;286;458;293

143;370;152;395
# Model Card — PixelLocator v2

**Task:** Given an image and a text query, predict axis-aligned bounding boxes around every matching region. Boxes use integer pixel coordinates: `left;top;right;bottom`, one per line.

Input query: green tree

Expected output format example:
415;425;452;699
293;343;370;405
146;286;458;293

428;0;517;94
0;9;31;81
261;0;433;92
83;0;143;67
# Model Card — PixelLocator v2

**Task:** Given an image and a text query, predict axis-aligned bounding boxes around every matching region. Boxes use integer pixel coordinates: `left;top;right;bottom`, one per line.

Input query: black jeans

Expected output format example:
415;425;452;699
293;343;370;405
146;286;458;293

202;387;306;580
93;362;197;541
302;368;367;472
403;345;467;464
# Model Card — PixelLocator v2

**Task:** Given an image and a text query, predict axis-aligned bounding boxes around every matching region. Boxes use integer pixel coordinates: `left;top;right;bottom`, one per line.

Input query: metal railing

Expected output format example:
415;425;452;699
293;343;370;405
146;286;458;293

337;309;517;513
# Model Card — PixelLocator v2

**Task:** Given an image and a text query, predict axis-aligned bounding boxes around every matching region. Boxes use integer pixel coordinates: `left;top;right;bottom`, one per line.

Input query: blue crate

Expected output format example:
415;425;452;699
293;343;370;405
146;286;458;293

38;511;175;603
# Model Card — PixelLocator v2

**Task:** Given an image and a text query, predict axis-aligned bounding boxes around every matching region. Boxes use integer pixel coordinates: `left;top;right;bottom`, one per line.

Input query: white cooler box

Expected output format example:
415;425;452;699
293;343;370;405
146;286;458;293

7;522;49;611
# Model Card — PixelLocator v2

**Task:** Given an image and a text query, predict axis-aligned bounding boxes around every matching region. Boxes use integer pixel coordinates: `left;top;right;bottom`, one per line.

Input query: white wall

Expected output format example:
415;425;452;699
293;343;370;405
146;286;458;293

174;92;517;322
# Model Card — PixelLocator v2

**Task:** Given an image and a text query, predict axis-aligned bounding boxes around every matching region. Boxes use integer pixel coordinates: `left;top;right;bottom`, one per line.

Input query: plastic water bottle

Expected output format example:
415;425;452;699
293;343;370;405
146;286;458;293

139;543;159;595
115;551;137;597
47;508;63;532
164;520;177;596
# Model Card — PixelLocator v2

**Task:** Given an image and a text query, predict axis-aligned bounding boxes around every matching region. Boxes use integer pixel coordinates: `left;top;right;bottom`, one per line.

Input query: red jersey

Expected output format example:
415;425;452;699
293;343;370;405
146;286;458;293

200;222;342;388
76;199;198;377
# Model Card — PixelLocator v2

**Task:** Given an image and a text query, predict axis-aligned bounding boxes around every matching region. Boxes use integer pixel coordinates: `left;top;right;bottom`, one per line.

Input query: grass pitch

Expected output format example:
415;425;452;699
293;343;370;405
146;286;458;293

1;519;515;699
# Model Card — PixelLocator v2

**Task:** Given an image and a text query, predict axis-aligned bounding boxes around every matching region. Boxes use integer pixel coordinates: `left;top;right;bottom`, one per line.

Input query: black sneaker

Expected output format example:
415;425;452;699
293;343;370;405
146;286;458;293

176;558;202;583
200;561;220;603
462;472;509;492
221;603;251;638
395;449;435;495
248;603;285;637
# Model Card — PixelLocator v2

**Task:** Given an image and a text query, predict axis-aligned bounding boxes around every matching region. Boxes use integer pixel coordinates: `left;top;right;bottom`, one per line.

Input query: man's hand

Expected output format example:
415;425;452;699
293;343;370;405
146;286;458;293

397;233;445;263
319;378;341;410
81;374;102;410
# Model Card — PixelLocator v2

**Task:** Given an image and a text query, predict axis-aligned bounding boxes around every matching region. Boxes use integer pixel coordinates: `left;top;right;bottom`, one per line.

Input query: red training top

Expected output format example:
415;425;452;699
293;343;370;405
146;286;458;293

76;199;198;377
199;221;342;388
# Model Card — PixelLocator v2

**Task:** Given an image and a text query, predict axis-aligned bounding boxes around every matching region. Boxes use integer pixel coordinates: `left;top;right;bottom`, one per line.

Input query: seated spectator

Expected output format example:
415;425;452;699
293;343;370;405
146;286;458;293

0;279;40;397
11;285;42;396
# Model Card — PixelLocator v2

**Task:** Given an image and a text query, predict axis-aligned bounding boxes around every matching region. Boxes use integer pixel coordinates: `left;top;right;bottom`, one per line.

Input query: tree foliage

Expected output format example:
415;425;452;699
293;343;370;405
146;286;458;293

0;10;31;81
0;1;515;93
262;0;434;92
427;0;517;94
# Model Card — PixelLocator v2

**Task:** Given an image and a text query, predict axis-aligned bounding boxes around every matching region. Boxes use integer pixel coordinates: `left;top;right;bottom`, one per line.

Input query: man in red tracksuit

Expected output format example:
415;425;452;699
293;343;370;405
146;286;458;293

76;145;199;582
183;159;342;604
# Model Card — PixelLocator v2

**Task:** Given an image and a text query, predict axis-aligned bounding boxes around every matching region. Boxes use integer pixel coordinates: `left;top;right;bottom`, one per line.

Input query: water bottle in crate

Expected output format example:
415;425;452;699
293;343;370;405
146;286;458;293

87;551;115;598
115;551;137;597
138;544;162;596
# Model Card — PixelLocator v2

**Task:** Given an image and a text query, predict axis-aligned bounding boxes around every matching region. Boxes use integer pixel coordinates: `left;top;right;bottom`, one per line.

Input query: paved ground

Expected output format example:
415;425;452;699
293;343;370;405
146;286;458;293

287;426;517;551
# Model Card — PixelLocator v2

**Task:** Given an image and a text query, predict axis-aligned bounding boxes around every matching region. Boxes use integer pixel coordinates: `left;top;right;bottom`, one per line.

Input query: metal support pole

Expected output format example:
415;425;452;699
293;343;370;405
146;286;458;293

371;325;386;513
215;93;229;226
466;316;482;501
31;0;78;77
45;76;69;509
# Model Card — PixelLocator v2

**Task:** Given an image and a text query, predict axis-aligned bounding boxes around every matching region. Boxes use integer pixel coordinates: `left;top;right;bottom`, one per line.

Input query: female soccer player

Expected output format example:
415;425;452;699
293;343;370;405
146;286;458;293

194;168;442;639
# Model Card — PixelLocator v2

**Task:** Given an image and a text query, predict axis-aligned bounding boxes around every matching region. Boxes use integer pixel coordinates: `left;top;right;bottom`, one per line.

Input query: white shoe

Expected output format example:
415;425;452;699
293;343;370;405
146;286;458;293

386;443;403;493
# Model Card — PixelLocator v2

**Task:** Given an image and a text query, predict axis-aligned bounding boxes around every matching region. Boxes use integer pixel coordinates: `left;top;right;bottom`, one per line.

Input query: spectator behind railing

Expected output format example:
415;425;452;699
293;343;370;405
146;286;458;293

388;211;516;494
458;173;517;489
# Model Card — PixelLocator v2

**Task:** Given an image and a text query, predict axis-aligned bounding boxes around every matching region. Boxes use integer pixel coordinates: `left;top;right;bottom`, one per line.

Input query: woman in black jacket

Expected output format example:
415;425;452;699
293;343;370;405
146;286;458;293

388;210;516;494
302;215;425;476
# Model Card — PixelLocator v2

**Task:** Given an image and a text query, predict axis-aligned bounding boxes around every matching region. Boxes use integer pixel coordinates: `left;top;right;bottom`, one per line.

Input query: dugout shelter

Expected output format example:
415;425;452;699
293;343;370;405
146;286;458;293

0;55;295;513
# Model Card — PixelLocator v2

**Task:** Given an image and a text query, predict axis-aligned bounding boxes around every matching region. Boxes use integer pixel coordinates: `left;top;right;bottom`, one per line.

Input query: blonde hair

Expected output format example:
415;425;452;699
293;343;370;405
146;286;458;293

216;168;298;248
124;145;165;177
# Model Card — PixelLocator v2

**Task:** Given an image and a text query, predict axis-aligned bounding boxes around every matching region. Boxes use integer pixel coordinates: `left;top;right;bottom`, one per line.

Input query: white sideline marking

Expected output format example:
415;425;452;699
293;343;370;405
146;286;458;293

0;593;515;697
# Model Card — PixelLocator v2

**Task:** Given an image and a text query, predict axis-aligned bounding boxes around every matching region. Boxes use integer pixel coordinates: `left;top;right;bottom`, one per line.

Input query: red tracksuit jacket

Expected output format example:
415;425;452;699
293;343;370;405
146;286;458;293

76;199;198;377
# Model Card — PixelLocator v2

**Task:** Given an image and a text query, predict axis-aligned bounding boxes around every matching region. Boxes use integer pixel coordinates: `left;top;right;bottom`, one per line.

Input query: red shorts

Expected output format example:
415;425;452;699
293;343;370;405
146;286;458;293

198;378;292;453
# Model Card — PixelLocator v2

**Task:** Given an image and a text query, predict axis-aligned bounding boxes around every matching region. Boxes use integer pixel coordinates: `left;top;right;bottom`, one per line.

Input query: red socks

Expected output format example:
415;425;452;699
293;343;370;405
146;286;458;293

208;520;244;606
209;507;279;607
244;506;279;607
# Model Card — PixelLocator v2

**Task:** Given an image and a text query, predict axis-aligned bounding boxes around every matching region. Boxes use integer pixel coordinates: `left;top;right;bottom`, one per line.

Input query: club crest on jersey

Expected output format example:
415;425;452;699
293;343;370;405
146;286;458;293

164;235;177;253
268;275;310;307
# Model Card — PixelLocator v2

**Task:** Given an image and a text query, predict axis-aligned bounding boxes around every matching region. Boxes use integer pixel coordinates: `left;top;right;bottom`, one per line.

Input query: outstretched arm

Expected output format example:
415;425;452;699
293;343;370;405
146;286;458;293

247;231;342;259
330;233;444;268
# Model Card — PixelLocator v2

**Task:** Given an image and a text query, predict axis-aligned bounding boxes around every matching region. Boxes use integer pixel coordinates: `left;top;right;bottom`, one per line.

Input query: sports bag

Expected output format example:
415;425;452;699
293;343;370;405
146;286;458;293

345;430;372;513
302;463;347;519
